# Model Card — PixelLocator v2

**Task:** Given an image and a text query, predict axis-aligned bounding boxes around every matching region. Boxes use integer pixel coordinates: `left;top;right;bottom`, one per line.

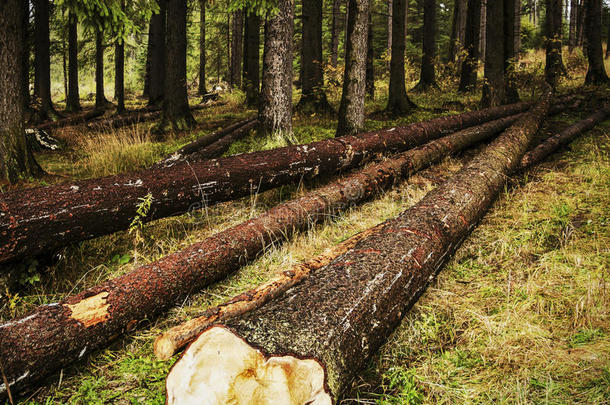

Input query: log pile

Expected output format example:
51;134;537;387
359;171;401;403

0;101;534;264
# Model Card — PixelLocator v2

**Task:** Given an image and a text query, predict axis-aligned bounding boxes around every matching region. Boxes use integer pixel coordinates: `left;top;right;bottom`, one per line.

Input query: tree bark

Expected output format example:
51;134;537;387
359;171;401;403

198;0;207;95
584;0;609;83
448;0;467;63
21;0;31;112
165;89;554;404
386;0;415;115
459;0;482;91
159;0;196;132
33;0;58;119
258;0;294;137
569;0;577;51
114;0;126;114
95;28;109;109
0;108;537;395
576;0;585;47
482;0;505;107
298;0;332;113
149;0;167;106
66;11;80;112
243;11;260;107
0;101;536;264
607;9;610;59
504;0;520;103
479;0;486;61
330;0;341;67
0;0;39;184
230;10;243;89
337;0;370;136
514;0;521;55
414;0;438;90
387;0;392;63
365;12;375;99
545;0;566;87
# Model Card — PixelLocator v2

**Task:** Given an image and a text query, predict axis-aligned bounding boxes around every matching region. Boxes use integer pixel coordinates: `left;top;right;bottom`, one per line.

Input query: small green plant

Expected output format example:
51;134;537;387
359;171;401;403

376;368;423;405
129;193;154;245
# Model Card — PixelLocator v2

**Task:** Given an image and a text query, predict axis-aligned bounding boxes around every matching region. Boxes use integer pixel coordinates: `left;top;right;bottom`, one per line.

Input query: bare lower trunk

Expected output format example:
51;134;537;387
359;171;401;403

569;0;577;51
414;0;438;90
149;0;166;106
584;0;609;83
165;89;554;404
330;0;341;67
504;0;519;103
198;0;207;95
365;13;374;99
33;0;58;119
386;0;415;114
482;0;505;107
95;28;109;109
459;0;481;91
66;12;80;112
230;10;243;88
243;12;260;107
545;0;566;87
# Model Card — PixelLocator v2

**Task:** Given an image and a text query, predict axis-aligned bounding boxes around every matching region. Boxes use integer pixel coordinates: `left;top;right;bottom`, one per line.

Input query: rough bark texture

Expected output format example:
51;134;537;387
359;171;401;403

160;0;196;131
170;89;553;402
414;0;438;90
20;0;31;112
504;0;520;103
66;12;80;113
95;28;109;109
459;0;482;91
0;101;535;264
149;0;167;106
114;0;126;114
154;114;527;360
584;0;609;84
259;0;294;137
569;0;578;51
365;13;375;99
386;0;415;115
243;11;260;107
514;0;521;55
337;0;370;136
198;0;207;95
387;0;393;62
448;0;468;62
330;0;341;67
230;10;243;89
479;0;486;62
33;0;57;119
0;0;38;184
298;0;331;113
545;0;566;87
482;0;505;107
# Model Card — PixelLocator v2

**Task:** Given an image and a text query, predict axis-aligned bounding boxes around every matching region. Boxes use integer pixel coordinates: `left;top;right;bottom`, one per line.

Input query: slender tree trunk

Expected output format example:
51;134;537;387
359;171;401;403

66;11;80;112
545;0;566;87
95;28;108;109
504;0;520;102
149;0;167;106
243;11;260;107
365;12;374;99
514;0;521;55
448;0;467;62
298;0;331;112
21;0;30;111
387;0;392;64
159;0;196;131
337;0;370;136
479;0;486;61
569;0;577;51
198;0;207;95
606;9;610;59
386;0;415;114
230;10;243;88
0;0;39;184
114;0;126;114
482;0;505;107
143;22;152;98
33;0;57;119
62;38;68;102
576;0;585;47
584;0;609;83
331;0;341;67
414;0;438;90
459;0;482;91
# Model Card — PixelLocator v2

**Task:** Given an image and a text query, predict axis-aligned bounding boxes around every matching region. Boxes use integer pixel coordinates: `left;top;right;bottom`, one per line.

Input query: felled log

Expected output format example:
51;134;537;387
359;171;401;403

0;114;525;396
155;117;257;168
164;89;554;404
33;108;105;131
25;129;61;151
0;101;534;264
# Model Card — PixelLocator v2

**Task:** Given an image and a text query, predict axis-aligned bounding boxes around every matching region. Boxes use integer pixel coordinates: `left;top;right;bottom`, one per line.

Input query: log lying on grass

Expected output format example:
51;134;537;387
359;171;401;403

0;101;535;265
33;108;105;131
155;117;258;168
0;114;526;396
163;89;555;405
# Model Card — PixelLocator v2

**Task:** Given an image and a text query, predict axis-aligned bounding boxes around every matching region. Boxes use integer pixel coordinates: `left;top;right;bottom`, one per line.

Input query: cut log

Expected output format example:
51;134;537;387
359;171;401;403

164;88;555;404
185;119;257;161
154;117;257;168
0;114;526;396
33;108;105;131
0;101;535;265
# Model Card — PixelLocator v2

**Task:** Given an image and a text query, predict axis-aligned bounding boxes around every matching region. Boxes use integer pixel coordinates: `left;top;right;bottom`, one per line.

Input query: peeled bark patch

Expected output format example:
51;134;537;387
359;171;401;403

66;291;110;328
167;89;554;402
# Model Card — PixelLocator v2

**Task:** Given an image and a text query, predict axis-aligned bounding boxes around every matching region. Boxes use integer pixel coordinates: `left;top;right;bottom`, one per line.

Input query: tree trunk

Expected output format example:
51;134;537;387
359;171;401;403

504;0;520;103
159;0;196;132
365;12;374;99
414;0;438;90
330;0;341;67
165;89;554;404
0;101;536;264
33;0;57;119
230;10;243;89
569;0;577;51
298;0;331;113
584;0;609;83
66;11;80;112
0;0;39;184
387;0;392;64
336;0;370;136
114;0;126;114
243;11;260;107
576;0;585;48
386;0;415;114
95;28;108;109
198;0;207;95
545;0;566;87
448;0;467;63
607;9;610;59
0;107;538;395
459;0;482;91
149;0;167;106
21;0;30;111
479;0;486;61
34;108;105;131
482;0;505;107
514;0;521;55
258;0;294;137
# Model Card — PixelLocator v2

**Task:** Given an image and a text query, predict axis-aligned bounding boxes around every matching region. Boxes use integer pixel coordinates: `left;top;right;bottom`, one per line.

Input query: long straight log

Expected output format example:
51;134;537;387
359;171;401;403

34;108;105;131
0;114;525;397
164;89;555;404
0;101;534;265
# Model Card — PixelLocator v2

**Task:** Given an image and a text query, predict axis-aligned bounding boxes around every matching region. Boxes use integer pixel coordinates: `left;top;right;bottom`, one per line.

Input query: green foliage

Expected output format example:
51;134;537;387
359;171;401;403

129;193;154;236
520;18;544;50
375;368;423;405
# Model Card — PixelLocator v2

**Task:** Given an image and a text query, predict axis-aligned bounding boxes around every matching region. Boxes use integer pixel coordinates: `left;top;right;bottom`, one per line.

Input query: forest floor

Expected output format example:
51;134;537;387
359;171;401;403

1;54;609;404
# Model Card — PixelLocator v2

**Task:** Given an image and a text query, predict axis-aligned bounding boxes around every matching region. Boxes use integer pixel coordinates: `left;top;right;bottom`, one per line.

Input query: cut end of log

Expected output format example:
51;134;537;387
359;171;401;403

154;335;177;361
165;327;331;405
